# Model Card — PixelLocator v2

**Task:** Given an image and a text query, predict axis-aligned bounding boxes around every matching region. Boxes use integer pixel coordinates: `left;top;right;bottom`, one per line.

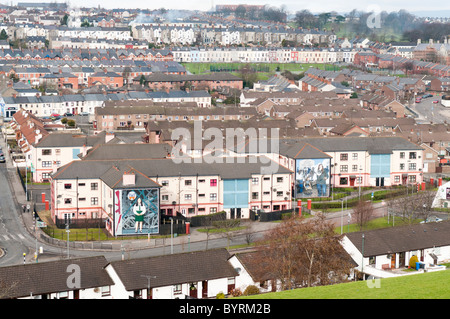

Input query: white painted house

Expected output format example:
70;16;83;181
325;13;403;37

105;248;239;299
342;221;450;278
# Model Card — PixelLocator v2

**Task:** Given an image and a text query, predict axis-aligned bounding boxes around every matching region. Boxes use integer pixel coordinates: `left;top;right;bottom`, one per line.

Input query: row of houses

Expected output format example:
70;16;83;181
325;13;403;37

43;135;423;236
2;23;133;42
3;216;450;299
0;249;270;299
171;46;357;64
0;60;186;91
354;51;450;78
4;89;211;117
0;48;174;61
132;24;336;46
300;67;426;100
9;106;425;226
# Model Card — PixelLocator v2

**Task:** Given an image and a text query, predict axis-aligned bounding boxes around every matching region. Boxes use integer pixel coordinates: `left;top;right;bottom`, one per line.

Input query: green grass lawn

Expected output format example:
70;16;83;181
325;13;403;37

241;269;450;299
181;62;340;75
334;216;421;234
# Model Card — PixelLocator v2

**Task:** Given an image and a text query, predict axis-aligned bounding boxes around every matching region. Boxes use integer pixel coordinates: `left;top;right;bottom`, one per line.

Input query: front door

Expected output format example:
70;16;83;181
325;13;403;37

202;281;208;299
350;177;355;187
189;283;197;298
391;253;396;269
399;252;405;267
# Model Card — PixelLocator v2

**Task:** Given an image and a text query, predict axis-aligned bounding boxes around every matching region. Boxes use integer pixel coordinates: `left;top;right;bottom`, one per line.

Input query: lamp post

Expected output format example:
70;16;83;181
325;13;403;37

66;222;70;259
359;166;362;199
361;233;365;280
340;199;344;234
141;275;156;299
170;217;173;255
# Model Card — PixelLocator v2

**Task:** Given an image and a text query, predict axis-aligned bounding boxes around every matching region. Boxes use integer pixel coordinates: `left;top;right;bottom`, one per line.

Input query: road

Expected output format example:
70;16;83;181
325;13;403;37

411;95;449;124
0;161;31;265
0;145;269;266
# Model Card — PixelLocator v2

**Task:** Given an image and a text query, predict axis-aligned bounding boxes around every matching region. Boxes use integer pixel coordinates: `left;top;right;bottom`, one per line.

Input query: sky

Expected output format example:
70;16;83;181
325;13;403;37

12;0;450;16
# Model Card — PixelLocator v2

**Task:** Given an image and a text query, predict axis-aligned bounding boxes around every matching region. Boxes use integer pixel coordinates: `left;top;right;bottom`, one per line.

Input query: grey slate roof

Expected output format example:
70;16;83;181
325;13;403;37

34;131;107;148
346;220;450;257
100;165;161;189
52;157;292;181
108;248;238;291
235;136;422;156
81;143;172;161
0;256;113;299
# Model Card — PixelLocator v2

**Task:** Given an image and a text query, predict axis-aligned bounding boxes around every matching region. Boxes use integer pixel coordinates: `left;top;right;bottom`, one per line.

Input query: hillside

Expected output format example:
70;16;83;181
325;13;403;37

240;269;450;299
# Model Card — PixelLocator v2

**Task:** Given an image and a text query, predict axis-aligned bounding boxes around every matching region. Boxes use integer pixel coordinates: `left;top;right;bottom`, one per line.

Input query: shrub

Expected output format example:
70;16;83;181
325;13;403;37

216;292;225;299
409;255;419;269
230;288;242;297
243;285;260;296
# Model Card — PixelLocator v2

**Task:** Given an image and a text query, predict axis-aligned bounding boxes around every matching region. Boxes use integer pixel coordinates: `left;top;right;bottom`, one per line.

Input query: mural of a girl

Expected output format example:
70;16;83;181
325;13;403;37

133;197;146;233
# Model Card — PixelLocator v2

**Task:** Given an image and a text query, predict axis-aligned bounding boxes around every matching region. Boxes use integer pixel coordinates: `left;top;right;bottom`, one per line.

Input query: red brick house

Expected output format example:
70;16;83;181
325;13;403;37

353;52;379;67
88;71;124;88
134;73;243;91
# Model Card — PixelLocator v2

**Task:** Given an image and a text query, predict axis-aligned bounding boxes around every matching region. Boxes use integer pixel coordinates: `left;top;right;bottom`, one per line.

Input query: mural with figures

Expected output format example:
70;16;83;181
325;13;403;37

295;158;331;198
114;188;159;236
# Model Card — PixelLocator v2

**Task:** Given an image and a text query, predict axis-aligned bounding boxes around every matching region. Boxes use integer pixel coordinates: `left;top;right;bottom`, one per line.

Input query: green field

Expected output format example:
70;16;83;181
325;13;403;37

181;62;341;75
241;269;450;299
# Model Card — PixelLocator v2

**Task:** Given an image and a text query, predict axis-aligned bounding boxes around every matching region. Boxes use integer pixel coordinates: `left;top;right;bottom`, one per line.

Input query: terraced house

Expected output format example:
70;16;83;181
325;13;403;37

50;146;292;235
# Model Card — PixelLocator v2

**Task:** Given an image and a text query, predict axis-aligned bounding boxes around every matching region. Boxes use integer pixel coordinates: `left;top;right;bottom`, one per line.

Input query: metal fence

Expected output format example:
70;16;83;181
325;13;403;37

258;209;295;222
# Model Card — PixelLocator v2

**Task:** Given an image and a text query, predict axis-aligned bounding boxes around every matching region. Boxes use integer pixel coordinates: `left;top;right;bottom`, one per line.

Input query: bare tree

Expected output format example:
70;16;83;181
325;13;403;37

353;200;374;230
387;190;436;224
251;214;354;290
213;219;241;250
242;222;255;246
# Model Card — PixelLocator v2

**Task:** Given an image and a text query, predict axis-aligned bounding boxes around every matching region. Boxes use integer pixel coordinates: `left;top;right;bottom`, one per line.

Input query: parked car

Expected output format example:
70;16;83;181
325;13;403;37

420;216;443;223
433;100;439;103
64;112;74;117
80;112;89;116
422;94;433;98
0;155;5;163
415;98;421;103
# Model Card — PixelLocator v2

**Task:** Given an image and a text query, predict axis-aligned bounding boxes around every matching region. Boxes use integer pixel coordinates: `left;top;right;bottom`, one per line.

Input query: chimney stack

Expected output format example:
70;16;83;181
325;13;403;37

123;172;135;186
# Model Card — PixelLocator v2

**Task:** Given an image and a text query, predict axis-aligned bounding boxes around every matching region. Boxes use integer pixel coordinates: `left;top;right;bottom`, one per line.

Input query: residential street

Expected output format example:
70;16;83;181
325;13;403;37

411;95;447;124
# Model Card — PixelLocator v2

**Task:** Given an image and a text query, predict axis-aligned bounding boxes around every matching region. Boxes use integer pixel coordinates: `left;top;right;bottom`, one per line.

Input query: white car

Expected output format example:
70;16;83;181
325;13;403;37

420;216;443;223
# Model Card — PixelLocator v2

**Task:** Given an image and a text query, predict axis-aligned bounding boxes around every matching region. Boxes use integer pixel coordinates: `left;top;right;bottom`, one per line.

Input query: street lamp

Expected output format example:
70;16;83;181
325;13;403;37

66;222;70;259
170;217;173;255
361;233;365;280
141;275;156;299
340;199;344;234
359;166;362;199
